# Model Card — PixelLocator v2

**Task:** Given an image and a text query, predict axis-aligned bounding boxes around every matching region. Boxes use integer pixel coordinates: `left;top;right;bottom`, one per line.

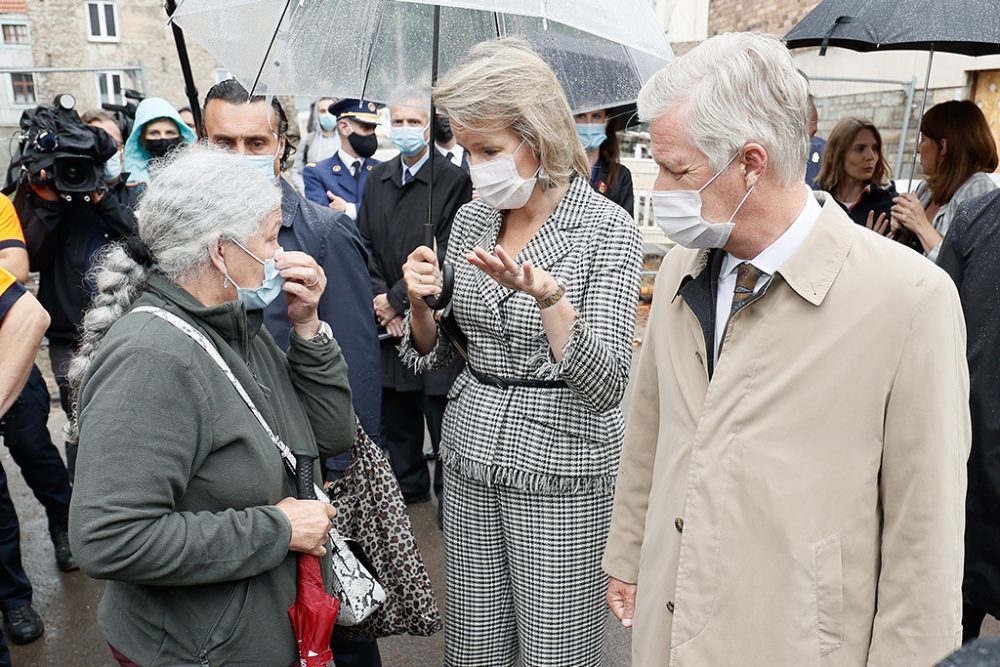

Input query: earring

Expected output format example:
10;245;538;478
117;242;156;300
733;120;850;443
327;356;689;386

538;166;552;192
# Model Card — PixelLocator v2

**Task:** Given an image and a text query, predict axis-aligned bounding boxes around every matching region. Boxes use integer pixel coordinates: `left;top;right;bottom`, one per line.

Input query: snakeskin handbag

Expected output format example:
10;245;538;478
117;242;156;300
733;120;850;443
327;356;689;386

131;306;387;626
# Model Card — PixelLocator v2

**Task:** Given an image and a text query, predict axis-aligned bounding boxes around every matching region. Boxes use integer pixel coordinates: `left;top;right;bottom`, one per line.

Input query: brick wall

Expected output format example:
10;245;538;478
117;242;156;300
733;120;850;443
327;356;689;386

27;0;222;114
708;0;819;37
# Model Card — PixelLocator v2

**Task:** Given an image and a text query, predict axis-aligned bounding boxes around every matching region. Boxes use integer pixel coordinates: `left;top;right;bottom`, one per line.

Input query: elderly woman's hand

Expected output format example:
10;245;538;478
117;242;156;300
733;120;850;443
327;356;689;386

276;497;337;557
275;249;327;339
403;245;442;313
467;244;558;301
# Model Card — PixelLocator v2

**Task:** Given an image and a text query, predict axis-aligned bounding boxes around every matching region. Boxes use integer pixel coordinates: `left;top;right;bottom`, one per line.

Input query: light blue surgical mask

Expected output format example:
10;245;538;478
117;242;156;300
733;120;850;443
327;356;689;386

225;241;285;311
102;149;123;183
241;143;281;183
318;112;337;132
576;123;607;152
390;126;428;157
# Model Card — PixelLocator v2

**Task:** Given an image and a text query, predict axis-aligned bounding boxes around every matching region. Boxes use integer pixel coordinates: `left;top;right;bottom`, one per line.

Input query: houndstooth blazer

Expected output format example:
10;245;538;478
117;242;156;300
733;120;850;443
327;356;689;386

400;176;642;494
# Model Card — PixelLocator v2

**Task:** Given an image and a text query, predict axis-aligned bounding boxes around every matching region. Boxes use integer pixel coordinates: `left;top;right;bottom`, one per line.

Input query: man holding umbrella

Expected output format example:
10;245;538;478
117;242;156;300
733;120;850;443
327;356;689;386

603;32;969;667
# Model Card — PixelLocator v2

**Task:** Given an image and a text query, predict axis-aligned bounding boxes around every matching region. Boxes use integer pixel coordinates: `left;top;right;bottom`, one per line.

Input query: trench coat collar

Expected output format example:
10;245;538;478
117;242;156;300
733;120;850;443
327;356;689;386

671;197;854;308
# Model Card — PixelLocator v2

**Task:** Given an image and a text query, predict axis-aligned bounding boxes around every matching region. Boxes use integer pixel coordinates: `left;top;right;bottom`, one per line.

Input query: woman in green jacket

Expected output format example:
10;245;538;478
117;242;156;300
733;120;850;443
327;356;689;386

68;146;356;667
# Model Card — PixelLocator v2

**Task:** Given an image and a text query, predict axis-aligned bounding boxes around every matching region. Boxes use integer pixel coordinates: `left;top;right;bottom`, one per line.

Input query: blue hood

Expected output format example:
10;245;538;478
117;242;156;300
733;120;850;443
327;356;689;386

124;98;197;185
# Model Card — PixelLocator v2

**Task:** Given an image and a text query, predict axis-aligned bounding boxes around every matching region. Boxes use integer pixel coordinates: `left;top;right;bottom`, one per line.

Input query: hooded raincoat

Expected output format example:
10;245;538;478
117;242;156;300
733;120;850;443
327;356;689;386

123;98;197;188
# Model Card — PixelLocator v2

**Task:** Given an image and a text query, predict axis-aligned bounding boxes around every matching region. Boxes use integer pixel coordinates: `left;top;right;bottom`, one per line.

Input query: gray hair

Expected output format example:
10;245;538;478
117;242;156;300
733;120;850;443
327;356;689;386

68;144;282;402
638;32;810;186
433;37;589;186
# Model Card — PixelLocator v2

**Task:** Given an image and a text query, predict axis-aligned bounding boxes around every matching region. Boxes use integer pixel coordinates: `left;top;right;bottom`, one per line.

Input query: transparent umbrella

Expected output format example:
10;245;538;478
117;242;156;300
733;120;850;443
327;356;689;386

169;0;674;113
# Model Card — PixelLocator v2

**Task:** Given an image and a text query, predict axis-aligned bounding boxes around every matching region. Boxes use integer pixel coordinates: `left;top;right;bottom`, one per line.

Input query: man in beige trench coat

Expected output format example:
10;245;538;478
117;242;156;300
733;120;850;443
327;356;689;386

603;32;971;667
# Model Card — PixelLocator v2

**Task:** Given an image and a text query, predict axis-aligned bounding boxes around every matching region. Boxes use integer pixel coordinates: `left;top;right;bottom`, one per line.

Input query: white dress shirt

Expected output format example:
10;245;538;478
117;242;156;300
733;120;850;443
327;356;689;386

338;148;366;221
713;192;821;364
435;143;465;168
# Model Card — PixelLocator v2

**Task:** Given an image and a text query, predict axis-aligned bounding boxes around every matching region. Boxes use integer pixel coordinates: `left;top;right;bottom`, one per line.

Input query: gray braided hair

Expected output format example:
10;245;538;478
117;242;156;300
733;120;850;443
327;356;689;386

68;143;282;405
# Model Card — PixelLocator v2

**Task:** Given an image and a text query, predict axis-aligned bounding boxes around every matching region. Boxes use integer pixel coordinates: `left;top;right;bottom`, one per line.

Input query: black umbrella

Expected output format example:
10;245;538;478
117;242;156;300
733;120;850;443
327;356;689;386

784;0;1000;181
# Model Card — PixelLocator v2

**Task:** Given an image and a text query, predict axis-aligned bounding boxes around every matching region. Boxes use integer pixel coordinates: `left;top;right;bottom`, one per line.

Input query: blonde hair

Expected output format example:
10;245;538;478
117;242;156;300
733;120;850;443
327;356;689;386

433;37;589;186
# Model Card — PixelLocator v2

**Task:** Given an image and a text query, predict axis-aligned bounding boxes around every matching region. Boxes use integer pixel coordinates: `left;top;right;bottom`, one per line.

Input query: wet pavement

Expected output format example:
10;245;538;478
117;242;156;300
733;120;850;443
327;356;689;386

5;329;996;666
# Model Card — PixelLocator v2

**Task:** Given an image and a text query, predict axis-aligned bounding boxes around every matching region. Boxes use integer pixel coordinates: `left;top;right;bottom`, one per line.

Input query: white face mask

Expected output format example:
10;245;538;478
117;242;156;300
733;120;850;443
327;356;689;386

469;141;539;210
652;152;754;249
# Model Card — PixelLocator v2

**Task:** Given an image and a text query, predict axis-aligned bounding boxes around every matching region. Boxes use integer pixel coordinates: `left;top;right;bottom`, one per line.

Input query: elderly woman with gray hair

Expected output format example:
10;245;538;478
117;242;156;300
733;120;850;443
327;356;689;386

401;38;643;666
67;147;355;666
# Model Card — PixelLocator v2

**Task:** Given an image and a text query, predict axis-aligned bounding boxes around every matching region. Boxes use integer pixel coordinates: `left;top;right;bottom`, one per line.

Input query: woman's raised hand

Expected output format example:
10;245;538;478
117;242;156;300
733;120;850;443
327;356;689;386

466;244;555;300
403;245;442;312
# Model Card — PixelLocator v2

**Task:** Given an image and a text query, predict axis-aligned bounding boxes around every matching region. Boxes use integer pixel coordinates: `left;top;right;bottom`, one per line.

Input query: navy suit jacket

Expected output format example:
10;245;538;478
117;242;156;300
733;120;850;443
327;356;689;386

303;152;379;215
265;180;383;462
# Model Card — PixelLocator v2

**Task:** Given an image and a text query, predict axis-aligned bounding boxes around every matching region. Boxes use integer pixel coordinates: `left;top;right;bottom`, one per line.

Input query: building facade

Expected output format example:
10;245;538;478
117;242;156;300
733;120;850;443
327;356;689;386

22;0;223;116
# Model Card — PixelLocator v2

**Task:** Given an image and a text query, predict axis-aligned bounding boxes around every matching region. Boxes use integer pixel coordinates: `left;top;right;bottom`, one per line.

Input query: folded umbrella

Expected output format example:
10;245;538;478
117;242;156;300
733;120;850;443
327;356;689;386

288;451;340;667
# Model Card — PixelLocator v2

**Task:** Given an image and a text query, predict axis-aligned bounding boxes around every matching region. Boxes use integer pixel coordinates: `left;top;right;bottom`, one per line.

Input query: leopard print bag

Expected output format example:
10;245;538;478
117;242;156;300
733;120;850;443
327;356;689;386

328;421;442;638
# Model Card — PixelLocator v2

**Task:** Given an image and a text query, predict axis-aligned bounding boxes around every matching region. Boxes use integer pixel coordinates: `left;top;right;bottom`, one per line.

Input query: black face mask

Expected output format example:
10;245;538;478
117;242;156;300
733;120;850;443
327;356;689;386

145;137;183;159
434;116;453;144
346;130;378;158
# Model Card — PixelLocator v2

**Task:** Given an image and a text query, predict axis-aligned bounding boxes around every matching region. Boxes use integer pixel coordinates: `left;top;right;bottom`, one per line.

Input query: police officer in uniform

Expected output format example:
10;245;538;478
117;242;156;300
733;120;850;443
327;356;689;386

303;99;381;221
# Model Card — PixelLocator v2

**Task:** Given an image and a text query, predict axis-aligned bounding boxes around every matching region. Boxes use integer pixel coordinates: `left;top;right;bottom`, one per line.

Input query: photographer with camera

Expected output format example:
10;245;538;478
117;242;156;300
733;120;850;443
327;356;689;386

123;97;196;191
5;94;137;482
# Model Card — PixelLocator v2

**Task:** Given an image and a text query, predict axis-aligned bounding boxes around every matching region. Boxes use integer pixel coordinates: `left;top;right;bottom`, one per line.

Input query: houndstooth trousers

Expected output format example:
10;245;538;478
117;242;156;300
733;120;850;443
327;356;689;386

442;466;613;667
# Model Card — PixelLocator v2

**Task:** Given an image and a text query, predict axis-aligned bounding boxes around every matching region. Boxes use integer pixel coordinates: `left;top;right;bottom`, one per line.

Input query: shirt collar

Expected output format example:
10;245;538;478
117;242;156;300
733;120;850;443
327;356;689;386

719;189;821;280
338;148;363;171
402;150;431;181
435;143;463;160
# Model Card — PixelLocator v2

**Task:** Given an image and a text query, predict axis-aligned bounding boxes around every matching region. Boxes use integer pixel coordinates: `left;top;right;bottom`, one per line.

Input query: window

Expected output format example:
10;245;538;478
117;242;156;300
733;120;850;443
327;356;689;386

95;71;124;106
86;1;119;42
1;24;28;45
10;73;35;105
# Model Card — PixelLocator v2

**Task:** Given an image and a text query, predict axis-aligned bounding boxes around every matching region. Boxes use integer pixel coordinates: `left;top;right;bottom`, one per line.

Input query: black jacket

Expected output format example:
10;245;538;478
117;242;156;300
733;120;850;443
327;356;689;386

264;180;382;446
16;179;137;342
834;182;896;226
591;161;634;216
358;152;471;393
937;189;1000;615
834;182;922;253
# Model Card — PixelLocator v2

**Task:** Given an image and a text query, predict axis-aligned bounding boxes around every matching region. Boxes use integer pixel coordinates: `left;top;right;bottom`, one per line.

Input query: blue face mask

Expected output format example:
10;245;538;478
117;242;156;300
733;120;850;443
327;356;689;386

102;149;123;183
576;123;607;152
241;143;281;183
225;241;285;311
390;126;428;157
318;112;337;132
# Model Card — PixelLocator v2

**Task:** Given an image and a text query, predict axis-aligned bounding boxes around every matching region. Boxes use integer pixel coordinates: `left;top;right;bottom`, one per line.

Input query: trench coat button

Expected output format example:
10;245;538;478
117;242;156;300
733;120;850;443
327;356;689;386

674;517;684;533
667;600;675;613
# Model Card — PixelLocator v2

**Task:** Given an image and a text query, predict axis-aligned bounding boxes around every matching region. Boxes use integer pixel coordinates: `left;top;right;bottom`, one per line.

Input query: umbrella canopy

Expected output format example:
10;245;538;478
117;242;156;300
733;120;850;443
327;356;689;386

169;0;673;113
784;0;1000;56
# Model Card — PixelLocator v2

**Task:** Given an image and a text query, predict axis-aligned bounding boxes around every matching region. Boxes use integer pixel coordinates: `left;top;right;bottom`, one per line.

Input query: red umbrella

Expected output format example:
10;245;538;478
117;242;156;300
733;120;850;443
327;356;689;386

288;451;340;667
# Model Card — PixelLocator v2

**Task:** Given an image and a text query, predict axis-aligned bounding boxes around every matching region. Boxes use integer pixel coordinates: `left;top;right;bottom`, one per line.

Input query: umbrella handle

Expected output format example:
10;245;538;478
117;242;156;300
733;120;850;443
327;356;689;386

424;262;454;310
291;450;318;501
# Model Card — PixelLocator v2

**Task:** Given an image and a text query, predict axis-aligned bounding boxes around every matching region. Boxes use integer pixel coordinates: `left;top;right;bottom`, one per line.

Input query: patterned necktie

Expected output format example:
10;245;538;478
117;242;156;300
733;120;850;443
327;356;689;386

730;262;763;315
402;168;413;186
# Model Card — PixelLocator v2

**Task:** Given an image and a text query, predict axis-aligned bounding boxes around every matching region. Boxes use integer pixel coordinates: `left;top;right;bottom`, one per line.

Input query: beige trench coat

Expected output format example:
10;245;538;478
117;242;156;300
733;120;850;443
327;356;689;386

603;200;970;667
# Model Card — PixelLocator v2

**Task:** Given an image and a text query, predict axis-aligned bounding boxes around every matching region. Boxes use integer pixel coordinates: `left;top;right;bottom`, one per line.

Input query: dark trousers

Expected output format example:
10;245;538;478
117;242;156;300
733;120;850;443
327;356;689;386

47;342;77;482
0;367;74;611
381;389;446;500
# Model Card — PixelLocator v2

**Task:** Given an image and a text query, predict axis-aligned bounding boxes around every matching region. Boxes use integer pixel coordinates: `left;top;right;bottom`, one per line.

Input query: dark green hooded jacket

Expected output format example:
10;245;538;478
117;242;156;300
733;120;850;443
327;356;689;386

69;273;354;666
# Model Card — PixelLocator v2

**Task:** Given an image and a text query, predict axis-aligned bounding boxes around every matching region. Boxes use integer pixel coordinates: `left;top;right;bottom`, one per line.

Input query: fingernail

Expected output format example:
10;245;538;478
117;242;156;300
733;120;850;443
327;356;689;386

622;619;633;628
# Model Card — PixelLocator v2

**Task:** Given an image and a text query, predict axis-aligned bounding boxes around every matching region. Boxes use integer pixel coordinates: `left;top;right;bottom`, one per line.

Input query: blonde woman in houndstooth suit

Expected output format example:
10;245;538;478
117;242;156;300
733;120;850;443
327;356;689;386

400;38;643;667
